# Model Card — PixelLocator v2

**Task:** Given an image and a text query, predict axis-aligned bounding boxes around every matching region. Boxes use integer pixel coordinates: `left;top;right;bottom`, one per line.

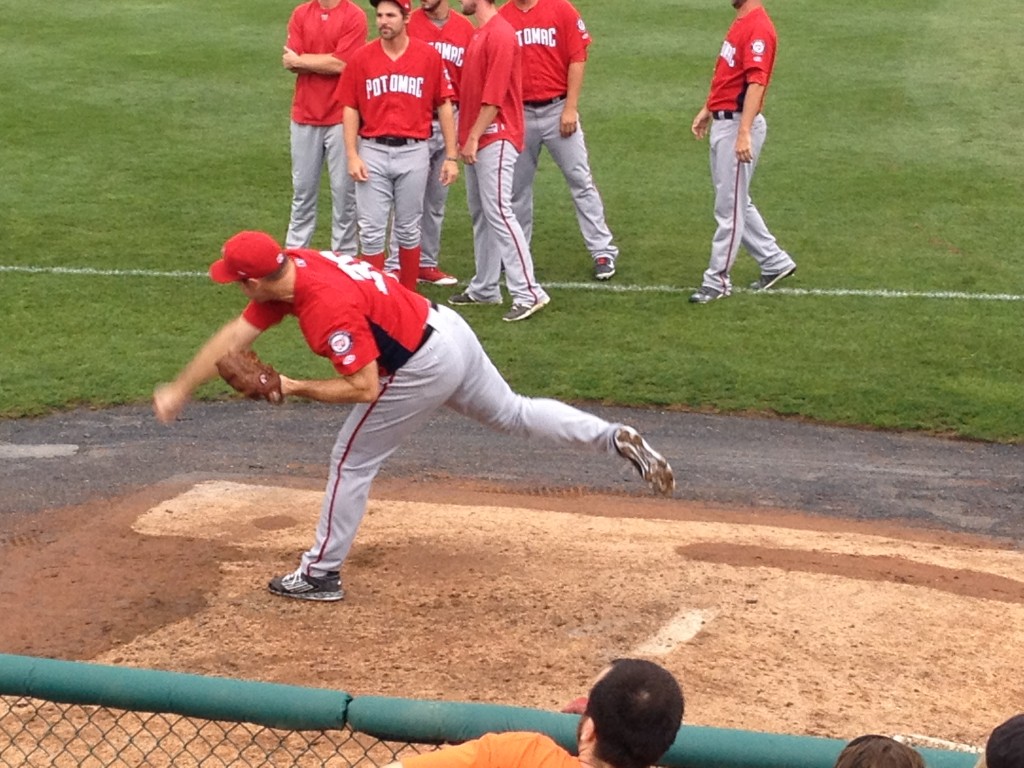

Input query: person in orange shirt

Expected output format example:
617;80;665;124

393;659;683;768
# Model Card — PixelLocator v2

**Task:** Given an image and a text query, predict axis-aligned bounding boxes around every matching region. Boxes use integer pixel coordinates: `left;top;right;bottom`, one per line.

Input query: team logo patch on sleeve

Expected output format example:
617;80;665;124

329;331;353;355
751;39;766;55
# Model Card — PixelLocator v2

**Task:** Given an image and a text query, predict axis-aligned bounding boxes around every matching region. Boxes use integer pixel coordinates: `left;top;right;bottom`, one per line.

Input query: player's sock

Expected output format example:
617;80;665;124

398;246;421;291
362;253;385;270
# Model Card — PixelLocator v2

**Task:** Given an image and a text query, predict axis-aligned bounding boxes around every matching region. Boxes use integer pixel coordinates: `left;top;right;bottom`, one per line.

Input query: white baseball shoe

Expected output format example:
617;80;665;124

614;426;675;496
268;568;344;601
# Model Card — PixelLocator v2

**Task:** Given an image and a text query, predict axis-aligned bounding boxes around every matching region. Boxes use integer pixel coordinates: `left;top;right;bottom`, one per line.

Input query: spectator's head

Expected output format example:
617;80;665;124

833;735;925;768
979;714;1024;768
580;659;684;768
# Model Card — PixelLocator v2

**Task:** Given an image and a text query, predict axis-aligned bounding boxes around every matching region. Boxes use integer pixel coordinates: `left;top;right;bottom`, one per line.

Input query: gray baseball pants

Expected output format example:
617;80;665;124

463;140;549;307
286;121;359;255
701;113;795;294
300;302;621;576
386;115;452;270
354;139;430;255
512;100;619;262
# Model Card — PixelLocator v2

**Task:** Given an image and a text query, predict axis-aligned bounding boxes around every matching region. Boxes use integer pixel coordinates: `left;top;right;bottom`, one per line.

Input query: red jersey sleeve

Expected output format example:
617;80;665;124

433;51;455;107
242;299;292;331
285;7;303;53
742;22;776;87
334;6;369;63
560;0;591;63
334;46;363;108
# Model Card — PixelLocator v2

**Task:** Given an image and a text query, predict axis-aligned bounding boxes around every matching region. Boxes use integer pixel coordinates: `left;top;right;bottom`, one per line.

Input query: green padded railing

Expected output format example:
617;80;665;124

0;654;979;768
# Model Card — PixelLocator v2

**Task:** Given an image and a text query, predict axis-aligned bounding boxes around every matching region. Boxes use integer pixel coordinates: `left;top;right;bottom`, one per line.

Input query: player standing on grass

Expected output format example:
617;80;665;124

385;0;475;288
152;231;674;601
282;0;368;254
448;0;550;322
688;0;797;305
337;0;459;292
500;0;620;281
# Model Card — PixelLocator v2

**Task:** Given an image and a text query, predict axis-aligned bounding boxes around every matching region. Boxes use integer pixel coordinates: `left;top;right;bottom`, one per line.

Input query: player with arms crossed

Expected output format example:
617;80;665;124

152;231;675;602
688;0;796;304
337;0;458;292
500;0;620;281
449;0;549;322
282;0;368;254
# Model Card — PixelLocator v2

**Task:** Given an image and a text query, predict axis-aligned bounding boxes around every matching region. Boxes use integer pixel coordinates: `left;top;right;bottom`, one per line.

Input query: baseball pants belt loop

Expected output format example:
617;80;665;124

371;136;424;147
711;110;739;120
524;94;567;108
415;302;441;353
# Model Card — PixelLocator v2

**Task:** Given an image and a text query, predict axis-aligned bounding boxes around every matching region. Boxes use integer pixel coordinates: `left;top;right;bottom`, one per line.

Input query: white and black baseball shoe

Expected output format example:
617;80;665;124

268;568;344;601
688;286;727;304
749;264;797;291
614;426;675;496
593;256;616;281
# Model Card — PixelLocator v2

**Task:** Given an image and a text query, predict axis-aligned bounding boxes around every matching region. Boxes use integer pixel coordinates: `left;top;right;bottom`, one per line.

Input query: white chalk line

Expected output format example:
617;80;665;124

631;608;718;656
2;264;1021;302
0;443;80;460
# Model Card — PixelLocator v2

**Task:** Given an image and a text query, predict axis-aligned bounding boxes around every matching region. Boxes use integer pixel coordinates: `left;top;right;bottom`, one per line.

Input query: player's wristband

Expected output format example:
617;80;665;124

445;157;458;162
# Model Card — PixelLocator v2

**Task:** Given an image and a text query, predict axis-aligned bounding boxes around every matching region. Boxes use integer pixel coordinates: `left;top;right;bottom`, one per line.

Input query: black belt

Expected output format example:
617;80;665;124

370;136;424;146
711;110;739;120
524;94;567;108
415;302;439;352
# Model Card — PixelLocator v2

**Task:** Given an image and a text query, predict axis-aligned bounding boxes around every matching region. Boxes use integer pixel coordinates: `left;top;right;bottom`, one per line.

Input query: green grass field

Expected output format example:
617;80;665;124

2;0;1023;441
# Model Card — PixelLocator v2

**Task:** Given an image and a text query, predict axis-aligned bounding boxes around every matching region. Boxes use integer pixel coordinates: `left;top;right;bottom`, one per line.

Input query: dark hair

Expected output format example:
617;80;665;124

833;735;925;768
987;714;1024;768
584;659;684;768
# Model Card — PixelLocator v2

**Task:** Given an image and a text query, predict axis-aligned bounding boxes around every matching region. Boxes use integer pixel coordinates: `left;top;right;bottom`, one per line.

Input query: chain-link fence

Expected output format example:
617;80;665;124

0;655;981;768
0;695;435;767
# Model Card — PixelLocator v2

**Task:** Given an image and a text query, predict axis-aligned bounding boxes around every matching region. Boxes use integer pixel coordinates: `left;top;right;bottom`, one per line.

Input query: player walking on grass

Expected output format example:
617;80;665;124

688;0;796;305
500;0;620;282
447;0;550;323
337;0;458;292
152;231;675;602
282;0;368;254
385;0;475;288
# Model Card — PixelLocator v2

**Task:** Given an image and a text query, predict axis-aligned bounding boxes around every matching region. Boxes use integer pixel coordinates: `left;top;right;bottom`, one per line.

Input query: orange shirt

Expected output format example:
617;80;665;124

404;732;581;768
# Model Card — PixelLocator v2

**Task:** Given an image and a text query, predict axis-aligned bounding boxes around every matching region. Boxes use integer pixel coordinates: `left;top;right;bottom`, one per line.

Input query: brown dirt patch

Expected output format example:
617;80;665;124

1;476;1020;751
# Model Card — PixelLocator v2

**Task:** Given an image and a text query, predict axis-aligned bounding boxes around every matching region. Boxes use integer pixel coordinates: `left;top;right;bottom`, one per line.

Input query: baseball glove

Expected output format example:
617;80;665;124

215;350;284;405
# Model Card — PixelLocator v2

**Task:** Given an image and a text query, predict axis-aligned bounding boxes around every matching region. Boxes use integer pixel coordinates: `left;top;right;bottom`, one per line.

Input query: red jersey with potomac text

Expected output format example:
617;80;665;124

458;14;524;151
705;5;777;113
335;37;454;139
498;0;590;102
242;250;430;376
287;0;369;125
407;8;475;101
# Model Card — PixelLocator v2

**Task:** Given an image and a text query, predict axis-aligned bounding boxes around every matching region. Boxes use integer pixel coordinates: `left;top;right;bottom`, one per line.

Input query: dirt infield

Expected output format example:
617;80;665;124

2;470;1021;753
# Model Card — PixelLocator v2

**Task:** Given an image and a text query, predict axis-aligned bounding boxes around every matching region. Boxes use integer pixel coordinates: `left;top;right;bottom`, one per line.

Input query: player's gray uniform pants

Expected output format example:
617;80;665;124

286;122;359;256
300;303;621;576
464;140;549;307
354;139;430;255
512;100;619;262
386;114;454;269
701;113;795;294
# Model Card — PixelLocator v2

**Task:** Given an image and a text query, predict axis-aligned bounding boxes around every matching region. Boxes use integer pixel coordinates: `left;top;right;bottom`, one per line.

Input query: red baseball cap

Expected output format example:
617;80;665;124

371;0;412;14
209;231;287;283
